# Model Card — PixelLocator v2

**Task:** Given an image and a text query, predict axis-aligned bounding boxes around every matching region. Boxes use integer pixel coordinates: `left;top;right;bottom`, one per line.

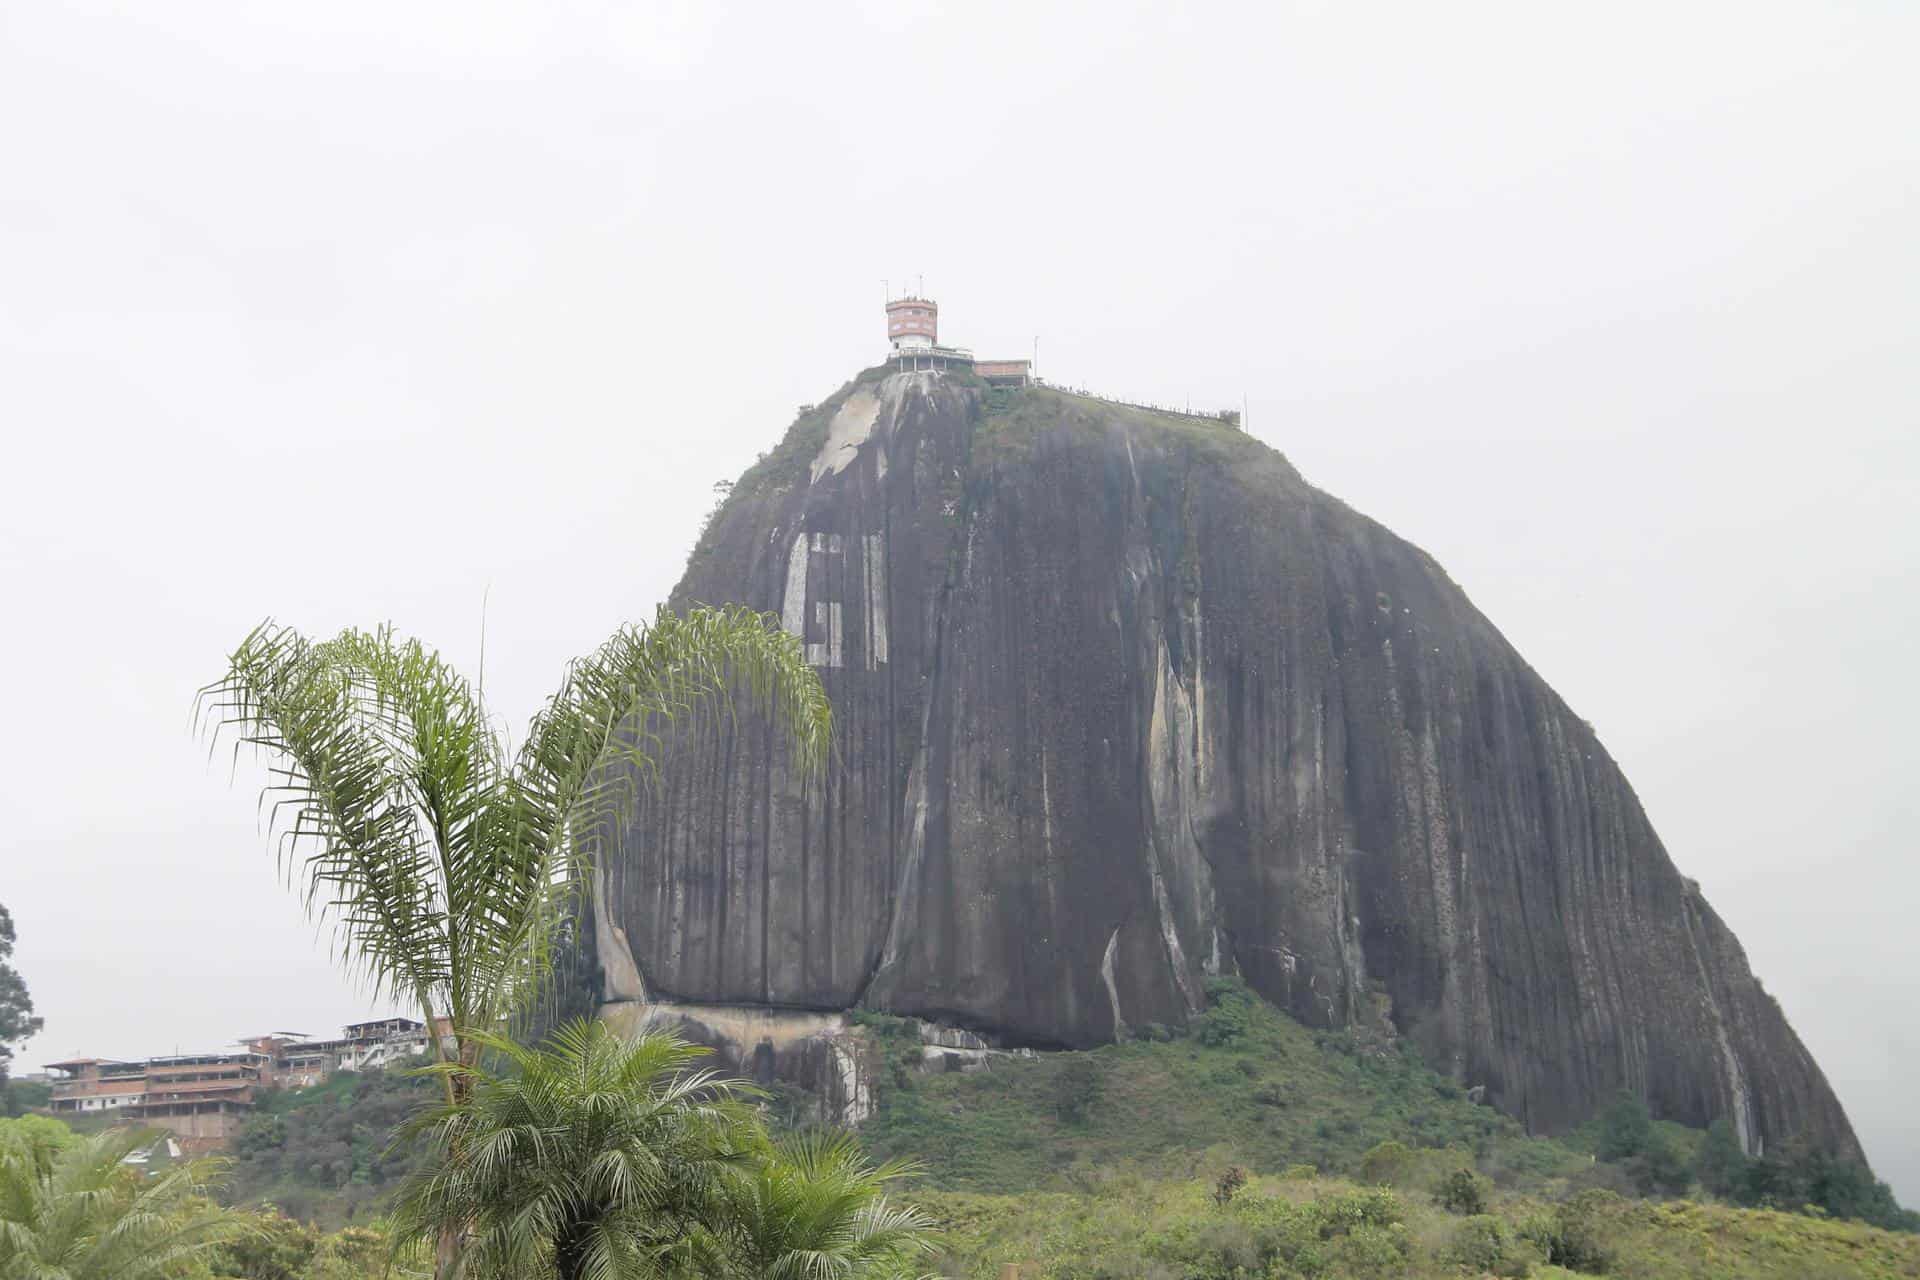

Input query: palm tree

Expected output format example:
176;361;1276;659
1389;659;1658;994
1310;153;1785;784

0;1126;250;1279
714;1131;938;1280
388;1022;939;1280
198;604;831;1276
387;1020;761;1280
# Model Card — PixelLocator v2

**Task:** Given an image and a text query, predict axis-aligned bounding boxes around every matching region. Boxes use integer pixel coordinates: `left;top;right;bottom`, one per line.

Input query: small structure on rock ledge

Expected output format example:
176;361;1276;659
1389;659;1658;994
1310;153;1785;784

885;289;1030;383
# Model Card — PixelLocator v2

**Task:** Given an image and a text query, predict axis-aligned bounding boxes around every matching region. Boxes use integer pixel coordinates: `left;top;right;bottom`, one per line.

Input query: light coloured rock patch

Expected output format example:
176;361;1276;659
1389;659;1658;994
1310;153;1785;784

599;999;1030;1126
601;1000;848;1048
591;860;648;1002
779;532;810;639
809;389;882;482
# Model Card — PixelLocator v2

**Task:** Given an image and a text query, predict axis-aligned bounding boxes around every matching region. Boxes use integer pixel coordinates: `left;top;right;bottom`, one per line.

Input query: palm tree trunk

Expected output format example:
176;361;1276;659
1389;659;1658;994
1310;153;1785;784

554;1221;592;1280
435;1228;461;1280
433;1024;480;1280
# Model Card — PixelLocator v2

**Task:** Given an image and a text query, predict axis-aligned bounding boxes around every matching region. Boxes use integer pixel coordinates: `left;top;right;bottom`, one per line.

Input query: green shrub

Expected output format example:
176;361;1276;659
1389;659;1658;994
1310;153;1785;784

1596;1090;1653;1162
1321;1222;1411;1277
210;1210;320;1280
1305;1187;1403;1239
1631;1134;1692;1197
1357;1140;1416;1187
1050;1057;1101;1124
1445;1214;1528;1274
1192;976;1255;1047
850;1009;923;1092
4;1081;51;1114
1435;1166;1491;1215
1519;1190;1618;1274
1693;1117;1747;1196
1252;1081;1291;1108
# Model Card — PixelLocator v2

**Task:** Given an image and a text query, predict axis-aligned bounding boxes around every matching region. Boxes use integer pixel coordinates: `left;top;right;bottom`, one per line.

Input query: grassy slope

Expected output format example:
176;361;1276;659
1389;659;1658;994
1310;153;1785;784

856;987;1918;1276
921;1173;1920;1280
855;990;1593;1195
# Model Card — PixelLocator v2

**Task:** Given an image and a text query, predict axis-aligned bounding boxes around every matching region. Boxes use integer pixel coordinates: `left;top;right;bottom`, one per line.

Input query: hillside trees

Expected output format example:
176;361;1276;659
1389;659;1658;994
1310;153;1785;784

1585;1095;1913;1229
224;1068;436;1226
1694;1118;1746;1197
199;605;831;1278
1728;1139;1920;1232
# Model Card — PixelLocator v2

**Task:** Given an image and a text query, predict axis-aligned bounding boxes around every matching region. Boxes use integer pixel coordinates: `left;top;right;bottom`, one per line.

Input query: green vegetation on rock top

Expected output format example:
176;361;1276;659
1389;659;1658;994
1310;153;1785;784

975;382;1277;470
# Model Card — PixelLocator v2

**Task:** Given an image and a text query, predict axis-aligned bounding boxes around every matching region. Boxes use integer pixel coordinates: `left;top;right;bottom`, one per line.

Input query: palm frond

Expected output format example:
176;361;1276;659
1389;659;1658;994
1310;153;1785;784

388;1021;760;1272
487;605;832;1032
195;622;461;1018
205;609;840;1278
719;1123;940;1280
0;1127;250;1279
205;608;829;1053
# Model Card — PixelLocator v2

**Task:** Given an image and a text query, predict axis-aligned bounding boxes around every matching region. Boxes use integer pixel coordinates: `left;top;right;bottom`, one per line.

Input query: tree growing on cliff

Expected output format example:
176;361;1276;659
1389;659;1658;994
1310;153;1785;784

0;903;43;1116
199;605;831;1276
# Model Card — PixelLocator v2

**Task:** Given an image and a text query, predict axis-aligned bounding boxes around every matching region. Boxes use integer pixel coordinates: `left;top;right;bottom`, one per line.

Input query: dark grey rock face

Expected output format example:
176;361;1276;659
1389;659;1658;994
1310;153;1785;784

597;367;1859;1158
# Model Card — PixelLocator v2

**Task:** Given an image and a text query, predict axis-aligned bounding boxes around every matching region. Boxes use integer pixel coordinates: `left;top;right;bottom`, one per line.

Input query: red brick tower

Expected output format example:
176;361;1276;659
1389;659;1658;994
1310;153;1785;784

885;296;938;350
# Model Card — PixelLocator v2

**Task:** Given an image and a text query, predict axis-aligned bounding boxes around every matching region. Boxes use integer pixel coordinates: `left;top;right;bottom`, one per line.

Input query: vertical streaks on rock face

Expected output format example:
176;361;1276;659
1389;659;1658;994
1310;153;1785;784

602;370;1860;1160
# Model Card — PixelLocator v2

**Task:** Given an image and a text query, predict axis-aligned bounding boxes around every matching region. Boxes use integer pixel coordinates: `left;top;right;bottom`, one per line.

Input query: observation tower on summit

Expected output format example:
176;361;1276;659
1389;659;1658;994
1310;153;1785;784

885;296;938;351
882;287;1030;383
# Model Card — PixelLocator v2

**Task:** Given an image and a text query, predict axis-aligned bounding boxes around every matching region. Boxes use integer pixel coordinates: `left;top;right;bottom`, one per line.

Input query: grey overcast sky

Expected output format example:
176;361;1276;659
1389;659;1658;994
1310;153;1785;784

2;0;1914;1199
